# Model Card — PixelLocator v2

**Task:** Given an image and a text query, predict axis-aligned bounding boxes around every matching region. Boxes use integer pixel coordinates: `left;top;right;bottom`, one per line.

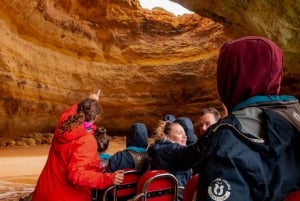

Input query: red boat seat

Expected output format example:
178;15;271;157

183;174;198;201
102;169;141;201
132;170;178;201
285;189;300;201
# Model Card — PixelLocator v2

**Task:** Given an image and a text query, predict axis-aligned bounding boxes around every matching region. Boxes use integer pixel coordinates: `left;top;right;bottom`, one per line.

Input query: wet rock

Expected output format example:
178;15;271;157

16;141;27;146
26;138;36;146
0;133;53;147
7;141;16;147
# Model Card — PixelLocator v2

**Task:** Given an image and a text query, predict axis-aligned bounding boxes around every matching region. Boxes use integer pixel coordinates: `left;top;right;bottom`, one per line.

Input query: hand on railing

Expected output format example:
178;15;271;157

113;170;125;185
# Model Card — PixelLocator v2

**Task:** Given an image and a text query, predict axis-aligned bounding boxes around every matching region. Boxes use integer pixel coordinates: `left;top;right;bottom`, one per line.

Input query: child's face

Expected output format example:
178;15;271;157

167;124;187;146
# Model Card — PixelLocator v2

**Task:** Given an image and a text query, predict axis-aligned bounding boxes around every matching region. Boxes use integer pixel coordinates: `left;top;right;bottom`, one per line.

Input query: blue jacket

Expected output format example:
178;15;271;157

107;123;148;172
195;96;300;201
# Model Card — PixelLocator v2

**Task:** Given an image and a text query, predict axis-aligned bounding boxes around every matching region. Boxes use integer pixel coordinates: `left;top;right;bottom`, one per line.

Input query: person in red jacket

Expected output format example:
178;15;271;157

32;90;124;201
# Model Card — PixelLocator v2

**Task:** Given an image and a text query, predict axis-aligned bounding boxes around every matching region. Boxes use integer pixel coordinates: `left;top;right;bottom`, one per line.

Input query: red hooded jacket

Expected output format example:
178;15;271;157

32;104;115;201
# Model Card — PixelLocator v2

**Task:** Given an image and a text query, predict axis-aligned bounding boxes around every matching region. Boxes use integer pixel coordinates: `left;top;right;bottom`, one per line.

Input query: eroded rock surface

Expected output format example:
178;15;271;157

173;0;300;67
0;0;299;138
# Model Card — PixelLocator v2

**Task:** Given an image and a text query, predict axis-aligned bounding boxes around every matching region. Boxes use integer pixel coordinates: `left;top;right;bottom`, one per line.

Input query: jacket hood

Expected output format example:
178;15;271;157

174;117;197;144
214;98;300;157
54;125;88;144
163;114;176;122
217;36;283;112
126;123;148;148
53;103;91;144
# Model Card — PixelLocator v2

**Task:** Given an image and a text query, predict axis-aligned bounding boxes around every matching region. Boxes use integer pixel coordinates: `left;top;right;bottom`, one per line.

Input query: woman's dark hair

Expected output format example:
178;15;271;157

94;127;110;152
60;98;100;134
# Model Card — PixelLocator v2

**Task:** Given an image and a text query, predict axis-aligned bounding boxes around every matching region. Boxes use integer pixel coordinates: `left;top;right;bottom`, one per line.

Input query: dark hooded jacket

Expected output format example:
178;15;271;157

192;36;300;201
147;139;194;201
106;123;149;172
174;117;200;175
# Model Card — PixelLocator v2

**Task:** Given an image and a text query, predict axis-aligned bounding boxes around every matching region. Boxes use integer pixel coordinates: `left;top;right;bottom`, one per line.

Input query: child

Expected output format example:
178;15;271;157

106;123;149;172
94;126;111;171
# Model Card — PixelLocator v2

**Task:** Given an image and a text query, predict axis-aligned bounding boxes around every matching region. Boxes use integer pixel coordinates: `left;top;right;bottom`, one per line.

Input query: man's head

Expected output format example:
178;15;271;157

217;36;283;112
198;107;221;136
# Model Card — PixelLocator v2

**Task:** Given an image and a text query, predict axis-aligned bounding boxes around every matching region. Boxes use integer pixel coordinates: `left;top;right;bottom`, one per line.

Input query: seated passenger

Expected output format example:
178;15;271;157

106;123;149;172
174;117;198;145
198;107;221;136
147;120;192;201
94;126;111;171
174;117;198;175
187;36;300;201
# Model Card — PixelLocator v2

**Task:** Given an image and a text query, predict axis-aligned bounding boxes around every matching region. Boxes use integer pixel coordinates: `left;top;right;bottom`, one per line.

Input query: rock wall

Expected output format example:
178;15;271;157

0;0;299;139
173;0;300;72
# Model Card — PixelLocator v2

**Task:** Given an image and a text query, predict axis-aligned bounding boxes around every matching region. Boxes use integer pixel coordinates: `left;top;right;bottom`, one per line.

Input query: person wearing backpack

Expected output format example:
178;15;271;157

106;122;149;172
193;36;300;201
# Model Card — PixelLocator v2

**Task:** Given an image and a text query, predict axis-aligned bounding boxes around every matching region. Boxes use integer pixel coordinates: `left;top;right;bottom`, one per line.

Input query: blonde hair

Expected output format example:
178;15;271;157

154;120;181;142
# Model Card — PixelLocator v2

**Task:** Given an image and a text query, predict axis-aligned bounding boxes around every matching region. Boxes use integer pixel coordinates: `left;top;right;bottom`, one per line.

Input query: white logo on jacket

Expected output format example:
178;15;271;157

208;178;231;201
